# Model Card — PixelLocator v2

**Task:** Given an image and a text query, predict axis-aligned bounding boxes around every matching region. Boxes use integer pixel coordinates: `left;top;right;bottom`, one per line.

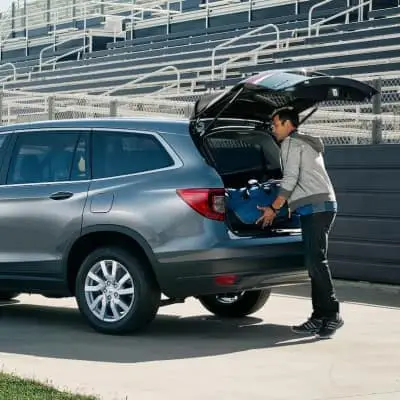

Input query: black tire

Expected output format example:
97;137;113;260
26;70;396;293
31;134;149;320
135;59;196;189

0;292;20;301
75;246;161;335
198;289;271;318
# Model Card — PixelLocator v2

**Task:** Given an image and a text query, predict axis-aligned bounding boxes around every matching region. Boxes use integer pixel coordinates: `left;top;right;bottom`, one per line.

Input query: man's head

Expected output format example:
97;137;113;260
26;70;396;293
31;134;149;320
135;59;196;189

271;107;299;142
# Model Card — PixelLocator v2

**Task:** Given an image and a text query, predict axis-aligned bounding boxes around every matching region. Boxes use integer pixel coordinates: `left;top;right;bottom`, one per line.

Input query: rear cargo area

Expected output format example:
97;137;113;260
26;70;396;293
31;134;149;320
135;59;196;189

202;126;301;237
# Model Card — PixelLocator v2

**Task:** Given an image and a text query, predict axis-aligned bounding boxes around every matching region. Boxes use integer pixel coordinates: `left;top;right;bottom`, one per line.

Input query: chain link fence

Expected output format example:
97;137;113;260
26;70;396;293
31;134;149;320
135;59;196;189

0;74;399;145
299;75;400;145
0;90;193;122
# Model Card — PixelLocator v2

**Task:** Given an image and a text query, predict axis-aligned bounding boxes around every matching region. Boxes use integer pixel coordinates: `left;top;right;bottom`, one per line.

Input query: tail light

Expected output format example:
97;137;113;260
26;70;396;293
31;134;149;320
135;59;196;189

177;188;225;221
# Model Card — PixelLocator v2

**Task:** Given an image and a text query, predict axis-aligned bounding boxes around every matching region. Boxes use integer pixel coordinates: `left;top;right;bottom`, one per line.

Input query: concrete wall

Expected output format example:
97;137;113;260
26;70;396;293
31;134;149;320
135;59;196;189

325;144;400;285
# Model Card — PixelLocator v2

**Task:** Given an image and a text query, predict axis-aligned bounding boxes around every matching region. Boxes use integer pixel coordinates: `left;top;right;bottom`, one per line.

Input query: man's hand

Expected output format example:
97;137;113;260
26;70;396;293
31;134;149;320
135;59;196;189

256;206;276;229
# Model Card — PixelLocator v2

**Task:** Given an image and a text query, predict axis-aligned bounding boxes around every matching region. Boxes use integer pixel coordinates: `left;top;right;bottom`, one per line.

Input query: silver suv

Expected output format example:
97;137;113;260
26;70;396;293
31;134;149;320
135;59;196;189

0;71;376;334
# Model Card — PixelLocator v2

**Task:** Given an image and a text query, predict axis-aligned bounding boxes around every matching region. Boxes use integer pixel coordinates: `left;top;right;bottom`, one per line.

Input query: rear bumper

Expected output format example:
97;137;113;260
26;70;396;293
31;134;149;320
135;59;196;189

155;234;308;298
172;270;309;298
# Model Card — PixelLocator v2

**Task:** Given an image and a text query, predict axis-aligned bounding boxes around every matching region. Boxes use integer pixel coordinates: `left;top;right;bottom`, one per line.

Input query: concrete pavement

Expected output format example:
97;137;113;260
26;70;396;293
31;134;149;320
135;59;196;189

0;280;399;400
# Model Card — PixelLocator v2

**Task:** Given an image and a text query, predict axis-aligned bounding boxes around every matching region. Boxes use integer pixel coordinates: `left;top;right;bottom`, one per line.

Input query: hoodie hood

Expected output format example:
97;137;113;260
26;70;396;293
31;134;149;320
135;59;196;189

291;131;325;153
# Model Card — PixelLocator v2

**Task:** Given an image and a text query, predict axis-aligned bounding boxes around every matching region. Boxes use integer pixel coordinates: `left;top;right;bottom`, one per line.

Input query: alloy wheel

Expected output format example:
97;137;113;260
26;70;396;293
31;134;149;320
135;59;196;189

84;259;135;323
215;292;245;304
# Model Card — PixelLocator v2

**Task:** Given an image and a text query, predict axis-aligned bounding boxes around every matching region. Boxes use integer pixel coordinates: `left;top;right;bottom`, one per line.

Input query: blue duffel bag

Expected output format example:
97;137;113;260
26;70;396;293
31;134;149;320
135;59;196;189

225;179;299;226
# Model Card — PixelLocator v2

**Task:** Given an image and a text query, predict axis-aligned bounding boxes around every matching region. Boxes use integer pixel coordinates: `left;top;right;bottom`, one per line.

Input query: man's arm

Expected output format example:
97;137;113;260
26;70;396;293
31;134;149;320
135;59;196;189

270;195;287;211
256;139;302;228
274;140;303;207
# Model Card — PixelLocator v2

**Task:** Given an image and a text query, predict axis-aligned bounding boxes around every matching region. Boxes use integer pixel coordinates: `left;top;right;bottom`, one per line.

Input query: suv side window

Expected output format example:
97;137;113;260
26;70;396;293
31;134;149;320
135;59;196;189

6;131;82;185
92;130;174;179
71;134;90;181
0;133;8;149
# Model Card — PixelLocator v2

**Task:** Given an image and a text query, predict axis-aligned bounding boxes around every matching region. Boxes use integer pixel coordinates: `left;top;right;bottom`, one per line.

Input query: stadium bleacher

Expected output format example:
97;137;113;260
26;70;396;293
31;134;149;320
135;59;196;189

0;0;399;99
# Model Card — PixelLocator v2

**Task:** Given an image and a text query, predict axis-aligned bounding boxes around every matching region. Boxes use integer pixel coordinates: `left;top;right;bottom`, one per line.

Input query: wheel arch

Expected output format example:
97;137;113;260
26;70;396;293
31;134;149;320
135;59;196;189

64;225;160;295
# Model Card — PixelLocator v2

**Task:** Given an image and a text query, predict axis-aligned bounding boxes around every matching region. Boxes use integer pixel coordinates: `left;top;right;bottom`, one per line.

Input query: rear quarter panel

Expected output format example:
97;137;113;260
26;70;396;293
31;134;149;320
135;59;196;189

81;131;228;272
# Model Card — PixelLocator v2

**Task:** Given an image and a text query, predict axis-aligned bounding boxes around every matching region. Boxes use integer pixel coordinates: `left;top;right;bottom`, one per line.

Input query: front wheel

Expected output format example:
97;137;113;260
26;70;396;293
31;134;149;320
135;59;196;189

198;289;271;318
75;246;161;335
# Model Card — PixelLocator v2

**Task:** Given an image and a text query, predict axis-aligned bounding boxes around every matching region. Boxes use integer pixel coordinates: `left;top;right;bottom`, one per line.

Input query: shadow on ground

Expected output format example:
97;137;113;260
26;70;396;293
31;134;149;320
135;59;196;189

0;281;398;364
273;279;400;309
0;303;318;363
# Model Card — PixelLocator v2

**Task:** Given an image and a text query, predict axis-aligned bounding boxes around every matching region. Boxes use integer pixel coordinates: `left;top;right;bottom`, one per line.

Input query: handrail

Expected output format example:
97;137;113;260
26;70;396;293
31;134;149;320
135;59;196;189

220;37;280;80
39;32;91;72
210;24;280;81
286;28;301;49
102;65;181;96
308;0;335;37
286;22;342;49
310;0;372;36
0;62;16;81
1;0;179;28
0;0;183;46
134;82;183;99
40;44;91;73
200;0;242;9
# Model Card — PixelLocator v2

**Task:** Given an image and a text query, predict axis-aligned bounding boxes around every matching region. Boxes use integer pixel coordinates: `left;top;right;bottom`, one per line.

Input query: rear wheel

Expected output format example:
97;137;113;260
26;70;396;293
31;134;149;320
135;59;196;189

75;246;161;335
198;289;271;318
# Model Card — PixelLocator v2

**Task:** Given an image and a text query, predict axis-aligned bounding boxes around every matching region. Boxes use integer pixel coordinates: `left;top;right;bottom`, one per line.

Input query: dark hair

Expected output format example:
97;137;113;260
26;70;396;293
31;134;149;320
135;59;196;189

271;107;299;128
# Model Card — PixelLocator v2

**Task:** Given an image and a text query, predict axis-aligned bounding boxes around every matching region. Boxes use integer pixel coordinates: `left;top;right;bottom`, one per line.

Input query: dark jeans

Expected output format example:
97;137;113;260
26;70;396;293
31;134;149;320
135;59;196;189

300;211;340;319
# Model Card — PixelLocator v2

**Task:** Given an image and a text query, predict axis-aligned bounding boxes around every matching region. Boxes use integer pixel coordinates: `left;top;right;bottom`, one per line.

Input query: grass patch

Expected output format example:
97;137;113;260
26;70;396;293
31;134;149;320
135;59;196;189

0;372;99;400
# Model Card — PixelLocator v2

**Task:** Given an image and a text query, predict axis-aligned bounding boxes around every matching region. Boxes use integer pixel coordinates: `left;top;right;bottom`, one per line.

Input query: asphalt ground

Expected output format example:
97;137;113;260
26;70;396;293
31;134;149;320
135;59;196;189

0;280;399;400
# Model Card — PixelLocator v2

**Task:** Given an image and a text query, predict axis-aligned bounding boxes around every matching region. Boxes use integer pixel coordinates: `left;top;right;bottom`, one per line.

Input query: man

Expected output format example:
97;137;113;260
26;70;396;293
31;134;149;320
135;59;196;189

256;107;343;339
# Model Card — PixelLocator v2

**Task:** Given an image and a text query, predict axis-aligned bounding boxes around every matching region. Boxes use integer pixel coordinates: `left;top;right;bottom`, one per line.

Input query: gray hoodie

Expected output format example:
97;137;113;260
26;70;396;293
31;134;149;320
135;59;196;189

278;131;336;211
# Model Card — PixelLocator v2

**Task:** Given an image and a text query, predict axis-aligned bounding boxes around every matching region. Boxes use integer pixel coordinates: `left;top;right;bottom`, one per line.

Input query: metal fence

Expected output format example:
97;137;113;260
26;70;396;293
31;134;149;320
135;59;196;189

0;89;192;121
300;75;400;145
0;75;399;145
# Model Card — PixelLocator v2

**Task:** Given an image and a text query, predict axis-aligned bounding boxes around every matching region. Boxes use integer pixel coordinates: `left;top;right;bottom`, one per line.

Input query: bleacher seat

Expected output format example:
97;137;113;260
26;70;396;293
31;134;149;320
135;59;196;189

0;0;399;100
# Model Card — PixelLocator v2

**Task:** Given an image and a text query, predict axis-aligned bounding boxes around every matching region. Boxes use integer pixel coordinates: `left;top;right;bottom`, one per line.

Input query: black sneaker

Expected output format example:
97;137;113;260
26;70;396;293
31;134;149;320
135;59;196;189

317;316;344;339
291;317;323;335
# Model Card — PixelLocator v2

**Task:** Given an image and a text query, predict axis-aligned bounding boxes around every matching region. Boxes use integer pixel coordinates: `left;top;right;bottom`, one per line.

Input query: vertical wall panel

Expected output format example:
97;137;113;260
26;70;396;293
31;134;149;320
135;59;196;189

324;144;400;285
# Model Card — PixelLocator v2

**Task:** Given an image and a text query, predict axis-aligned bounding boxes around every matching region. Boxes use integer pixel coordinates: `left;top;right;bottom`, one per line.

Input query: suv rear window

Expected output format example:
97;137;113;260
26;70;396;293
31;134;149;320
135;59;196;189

206;137;265;174
92;131;174;179
203;128;283;186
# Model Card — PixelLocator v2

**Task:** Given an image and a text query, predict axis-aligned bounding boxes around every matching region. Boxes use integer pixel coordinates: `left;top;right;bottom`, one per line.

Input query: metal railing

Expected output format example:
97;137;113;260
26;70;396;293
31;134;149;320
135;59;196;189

210;24;280;81
0;2;15;45
219;26;284;80
6;50;400;96
102;65;181;96
308;0;341;37
39;43;91;74
308;0;372;37
0;63;17;82
199;0;241;8
0;0;183;47
285;23;340;48
38;32;92;72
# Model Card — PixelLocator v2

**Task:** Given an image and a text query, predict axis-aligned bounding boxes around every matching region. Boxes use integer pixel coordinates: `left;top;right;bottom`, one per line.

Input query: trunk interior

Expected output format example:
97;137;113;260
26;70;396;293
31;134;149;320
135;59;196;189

200;124;301;237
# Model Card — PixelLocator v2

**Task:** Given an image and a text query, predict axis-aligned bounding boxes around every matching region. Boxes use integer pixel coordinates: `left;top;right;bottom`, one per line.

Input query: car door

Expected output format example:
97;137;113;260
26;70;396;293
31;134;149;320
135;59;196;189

82;128;179;240
0;129;91;283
